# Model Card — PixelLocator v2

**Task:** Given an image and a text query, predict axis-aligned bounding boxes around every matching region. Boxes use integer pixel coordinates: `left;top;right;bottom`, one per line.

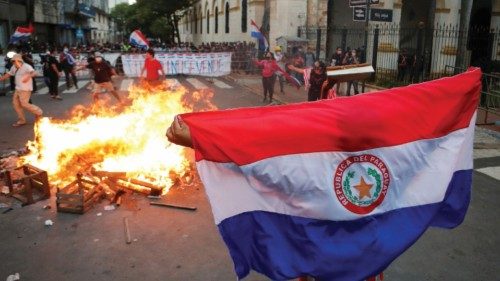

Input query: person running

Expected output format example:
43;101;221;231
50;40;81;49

0;54;43;127
77;52;122;103
140;49;165;87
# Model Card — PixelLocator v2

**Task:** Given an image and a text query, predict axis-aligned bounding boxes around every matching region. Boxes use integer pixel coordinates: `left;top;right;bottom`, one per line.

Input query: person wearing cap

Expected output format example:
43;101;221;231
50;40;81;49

0;53;43;127
77;52;122;103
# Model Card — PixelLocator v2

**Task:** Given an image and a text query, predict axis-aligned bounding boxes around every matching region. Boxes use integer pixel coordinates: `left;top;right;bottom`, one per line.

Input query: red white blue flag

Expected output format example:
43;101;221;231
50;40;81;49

129;29;149;49
250;20;268;51
10;23;34;44
180;68;481;280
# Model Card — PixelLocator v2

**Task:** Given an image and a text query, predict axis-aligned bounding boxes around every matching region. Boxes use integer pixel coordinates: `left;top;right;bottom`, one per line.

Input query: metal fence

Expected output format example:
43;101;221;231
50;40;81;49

300;23;500;86
445;65;500;125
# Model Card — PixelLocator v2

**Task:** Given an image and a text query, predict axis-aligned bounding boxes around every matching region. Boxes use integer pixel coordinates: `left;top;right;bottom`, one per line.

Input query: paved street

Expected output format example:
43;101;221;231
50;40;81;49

0;75;499;280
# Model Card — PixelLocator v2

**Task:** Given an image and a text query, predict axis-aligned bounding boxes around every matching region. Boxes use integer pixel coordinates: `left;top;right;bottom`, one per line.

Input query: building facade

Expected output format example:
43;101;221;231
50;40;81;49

325;0;499;76
178;0;499;76
177;0;324;52
0;0;28;51
0;0;116;50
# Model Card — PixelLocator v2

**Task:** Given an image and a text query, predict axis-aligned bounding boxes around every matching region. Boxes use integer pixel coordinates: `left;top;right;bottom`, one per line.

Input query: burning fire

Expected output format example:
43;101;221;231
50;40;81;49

20;80;216;193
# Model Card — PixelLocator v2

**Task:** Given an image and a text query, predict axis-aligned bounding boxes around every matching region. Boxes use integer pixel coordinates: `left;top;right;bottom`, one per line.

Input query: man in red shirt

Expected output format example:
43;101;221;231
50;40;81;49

140;49;165;87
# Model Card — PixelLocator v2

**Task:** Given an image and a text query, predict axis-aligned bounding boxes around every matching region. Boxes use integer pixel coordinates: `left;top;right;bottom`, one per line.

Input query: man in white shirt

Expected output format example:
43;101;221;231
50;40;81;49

0;54;43;127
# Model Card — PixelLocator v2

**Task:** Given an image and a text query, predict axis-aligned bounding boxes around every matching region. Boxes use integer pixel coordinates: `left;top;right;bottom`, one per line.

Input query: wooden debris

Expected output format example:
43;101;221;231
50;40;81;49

124;217;132;244
150;202;197;211
4;164;50;205
56;174;105;214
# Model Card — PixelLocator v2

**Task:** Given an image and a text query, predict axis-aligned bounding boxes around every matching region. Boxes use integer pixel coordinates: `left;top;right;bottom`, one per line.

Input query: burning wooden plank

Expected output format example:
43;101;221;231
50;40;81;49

56;174;105;214
91;170;164;196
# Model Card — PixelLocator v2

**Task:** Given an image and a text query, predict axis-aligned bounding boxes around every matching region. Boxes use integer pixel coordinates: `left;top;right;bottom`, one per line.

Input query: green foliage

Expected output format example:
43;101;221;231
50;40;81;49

110;0;194;43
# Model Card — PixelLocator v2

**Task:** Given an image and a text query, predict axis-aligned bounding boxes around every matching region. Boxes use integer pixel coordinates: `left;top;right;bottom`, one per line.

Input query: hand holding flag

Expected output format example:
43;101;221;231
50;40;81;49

167;68;481;281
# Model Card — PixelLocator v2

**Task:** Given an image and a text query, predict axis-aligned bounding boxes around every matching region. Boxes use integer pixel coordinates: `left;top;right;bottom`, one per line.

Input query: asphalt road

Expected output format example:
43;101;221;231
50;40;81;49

0;76;499;281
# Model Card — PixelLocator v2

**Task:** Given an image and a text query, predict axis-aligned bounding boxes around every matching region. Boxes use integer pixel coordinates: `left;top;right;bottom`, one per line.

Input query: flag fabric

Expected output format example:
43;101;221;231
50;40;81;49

303;67;312;90
276;64;301;89
129;30;149;48
250;20;269;51
180;68;481;281
9;23;34;44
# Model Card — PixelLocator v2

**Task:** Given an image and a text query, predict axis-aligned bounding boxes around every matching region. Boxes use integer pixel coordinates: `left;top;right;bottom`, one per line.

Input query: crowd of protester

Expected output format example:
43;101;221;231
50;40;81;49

1;39;372;105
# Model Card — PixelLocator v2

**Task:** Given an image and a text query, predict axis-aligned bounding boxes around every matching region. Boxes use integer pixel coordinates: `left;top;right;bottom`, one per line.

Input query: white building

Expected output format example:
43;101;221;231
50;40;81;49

178;0;316;51
90;7;114;43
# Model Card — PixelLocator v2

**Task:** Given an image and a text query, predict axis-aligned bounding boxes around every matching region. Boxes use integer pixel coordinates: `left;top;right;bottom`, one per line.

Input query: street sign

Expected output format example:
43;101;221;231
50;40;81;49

370;8;393;22
353;7;366;22
349;0;379;7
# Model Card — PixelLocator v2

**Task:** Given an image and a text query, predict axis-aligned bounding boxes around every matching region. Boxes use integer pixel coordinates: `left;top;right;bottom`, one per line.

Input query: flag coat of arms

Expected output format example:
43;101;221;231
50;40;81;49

180;68;481;280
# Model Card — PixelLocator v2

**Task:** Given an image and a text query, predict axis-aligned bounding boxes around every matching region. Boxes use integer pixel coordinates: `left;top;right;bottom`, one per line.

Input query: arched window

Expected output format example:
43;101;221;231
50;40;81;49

215;7;219;34
191;9;198;33
225;2;230;33
200;11;203;34
206;9;210;33
241;0;247;32
194;8;197;33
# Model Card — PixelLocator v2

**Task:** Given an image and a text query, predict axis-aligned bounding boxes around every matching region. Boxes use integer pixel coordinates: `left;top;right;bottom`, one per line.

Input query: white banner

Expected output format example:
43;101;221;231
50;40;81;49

121;52;232;77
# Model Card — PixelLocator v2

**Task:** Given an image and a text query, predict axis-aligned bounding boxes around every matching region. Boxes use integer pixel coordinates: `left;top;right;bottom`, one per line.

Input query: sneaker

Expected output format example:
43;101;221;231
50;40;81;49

12;121;26;127
53;95;63;100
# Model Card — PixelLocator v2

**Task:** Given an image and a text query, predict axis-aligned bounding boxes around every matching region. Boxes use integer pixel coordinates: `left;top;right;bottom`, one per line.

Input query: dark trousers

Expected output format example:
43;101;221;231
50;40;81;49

48;76;59;96
262;75;276;100
308;89;321;101
346;81;359;96
64;66;78;88
9;76;15;91
397;66;408;81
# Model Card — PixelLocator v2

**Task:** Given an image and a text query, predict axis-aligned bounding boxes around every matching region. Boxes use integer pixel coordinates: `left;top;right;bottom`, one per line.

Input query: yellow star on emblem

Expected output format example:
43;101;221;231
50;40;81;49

354;176;373;199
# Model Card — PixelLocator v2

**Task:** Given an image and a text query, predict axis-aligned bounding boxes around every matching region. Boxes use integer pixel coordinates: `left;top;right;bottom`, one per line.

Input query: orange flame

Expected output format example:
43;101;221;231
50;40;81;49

21;80;216;193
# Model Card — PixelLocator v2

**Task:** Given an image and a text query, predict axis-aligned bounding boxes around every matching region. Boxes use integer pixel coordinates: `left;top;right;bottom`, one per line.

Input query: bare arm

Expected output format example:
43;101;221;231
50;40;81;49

287;64;305;74
0;72;11;81
253;59;264;67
